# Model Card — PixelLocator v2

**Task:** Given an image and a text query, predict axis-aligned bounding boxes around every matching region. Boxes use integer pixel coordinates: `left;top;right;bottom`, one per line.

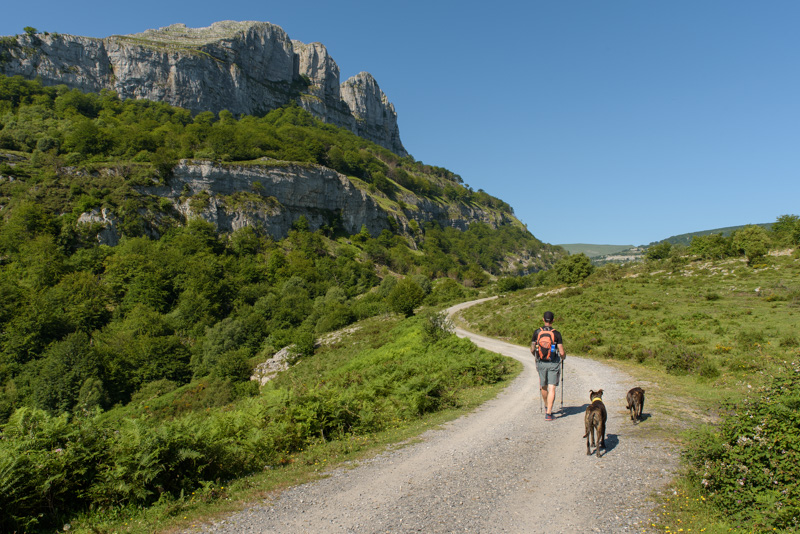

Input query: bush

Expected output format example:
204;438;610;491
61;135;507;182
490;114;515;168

425;278;468;305
699;361;721;379
496;275;527;293
684;363;800;531
212;347;252;381
646;241;672;261
659;346;703;375
553;253;594;285
422;310;454;344
732;225;772;265
387;277;425;317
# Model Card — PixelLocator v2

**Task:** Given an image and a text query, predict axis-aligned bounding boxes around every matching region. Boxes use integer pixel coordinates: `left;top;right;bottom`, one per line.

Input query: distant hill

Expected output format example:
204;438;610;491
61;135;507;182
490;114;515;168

651;223;773;247
557;244;635;258
559;223;776;266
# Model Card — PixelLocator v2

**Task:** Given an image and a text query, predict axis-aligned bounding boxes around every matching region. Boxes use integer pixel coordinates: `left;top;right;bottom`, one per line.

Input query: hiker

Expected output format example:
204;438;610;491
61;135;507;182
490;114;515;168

531;310;566;421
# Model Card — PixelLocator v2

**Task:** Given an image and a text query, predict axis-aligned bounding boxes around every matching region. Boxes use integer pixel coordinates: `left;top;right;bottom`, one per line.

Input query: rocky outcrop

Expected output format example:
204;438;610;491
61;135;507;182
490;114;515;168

341;73;404;158
76;208;121;246
0;21;406;155
123;159;510;241
146;159;391;239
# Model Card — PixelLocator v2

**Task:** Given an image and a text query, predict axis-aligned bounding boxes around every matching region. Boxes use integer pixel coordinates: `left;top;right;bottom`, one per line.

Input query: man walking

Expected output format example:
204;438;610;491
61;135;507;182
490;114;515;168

531;311;565;421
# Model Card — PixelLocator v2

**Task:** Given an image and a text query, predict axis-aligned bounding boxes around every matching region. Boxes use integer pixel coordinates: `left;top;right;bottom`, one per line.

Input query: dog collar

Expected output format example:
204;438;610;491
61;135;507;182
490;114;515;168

592;398;603;403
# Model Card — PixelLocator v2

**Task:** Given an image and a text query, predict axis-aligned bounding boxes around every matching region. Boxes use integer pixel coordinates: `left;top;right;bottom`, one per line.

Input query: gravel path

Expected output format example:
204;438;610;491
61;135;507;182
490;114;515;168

187;298;679;533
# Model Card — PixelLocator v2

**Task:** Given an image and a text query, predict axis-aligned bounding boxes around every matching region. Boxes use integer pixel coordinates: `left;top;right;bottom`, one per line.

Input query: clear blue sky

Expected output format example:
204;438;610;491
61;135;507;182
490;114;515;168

2;1;798;246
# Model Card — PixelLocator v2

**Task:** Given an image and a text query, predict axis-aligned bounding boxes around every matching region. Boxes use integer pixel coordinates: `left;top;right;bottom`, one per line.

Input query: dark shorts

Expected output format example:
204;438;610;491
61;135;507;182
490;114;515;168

536;360;561;388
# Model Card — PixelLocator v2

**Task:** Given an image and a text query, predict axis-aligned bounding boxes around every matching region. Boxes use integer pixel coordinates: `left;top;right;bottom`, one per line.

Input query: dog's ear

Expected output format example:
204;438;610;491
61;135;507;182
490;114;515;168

597;389;604;397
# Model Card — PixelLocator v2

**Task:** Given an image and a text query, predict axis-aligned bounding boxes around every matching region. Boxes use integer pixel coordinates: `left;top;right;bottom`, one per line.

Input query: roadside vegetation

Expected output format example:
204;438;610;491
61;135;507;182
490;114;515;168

0;74;544;532
0;311;520;533
461;217;800;533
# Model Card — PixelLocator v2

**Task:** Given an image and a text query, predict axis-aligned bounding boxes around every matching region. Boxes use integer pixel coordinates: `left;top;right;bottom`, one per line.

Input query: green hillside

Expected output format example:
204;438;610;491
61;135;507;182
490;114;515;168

653;223;773;247
459;231;800;533
557;243;634;257
0;74;567;532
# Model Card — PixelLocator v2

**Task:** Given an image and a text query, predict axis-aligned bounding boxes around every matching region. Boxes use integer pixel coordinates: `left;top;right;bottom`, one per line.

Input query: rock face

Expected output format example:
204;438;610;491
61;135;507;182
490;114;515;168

0;21;406;155
116;159;513;242
148;160;390;239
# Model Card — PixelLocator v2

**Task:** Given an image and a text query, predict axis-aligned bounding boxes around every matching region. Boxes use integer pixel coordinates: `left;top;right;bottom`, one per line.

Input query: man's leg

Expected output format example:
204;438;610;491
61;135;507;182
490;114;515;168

540;386;548;407
546;384;556;414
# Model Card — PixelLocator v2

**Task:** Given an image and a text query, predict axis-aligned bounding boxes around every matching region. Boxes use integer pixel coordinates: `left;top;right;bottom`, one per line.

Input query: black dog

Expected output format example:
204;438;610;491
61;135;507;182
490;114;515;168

584;389;607;456
626;387;645;423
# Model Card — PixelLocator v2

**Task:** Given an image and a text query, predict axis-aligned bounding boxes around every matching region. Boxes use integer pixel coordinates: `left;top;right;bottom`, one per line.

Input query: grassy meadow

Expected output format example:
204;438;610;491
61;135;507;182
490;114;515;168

459;250;800;532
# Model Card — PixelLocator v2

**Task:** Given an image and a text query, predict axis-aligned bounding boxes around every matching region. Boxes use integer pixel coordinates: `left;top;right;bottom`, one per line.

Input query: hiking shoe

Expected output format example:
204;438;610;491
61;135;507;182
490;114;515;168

545;413;554;421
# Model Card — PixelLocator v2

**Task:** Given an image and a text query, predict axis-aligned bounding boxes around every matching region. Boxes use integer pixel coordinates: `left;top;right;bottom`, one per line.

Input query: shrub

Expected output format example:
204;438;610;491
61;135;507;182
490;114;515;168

659;346;703;375
634;347;656;363
732;225;772;265
422;310;454;344
212;347;252;381
603;344;633;360
735;328;767;350
645;241;672;260
425;278;468;305
496;276;527;293
553;253;594;285
684;363;800;531
387;277;425;317
291;328;316;358
699;361;721;379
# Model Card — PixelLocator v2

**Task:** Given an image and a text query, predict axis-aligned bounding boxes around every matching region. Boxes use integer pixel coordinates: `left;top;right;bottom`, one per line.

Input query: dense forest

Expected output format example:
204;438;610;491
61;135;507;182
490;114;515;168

0;73;563;420
0;74;563;531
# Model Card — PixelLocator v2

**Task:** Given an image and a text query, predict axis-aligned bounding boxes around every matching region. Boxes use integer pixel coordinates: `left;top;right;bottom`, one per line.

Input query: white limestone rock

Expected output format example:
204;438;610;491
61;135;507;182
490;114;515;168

1;21;407;155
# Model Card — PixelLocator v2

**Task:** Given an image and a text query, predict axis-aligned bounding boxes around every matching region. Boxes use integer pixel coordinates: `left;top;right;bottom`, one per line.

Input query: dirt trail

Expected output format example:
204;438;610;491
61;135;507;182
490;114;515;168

189;298;678;533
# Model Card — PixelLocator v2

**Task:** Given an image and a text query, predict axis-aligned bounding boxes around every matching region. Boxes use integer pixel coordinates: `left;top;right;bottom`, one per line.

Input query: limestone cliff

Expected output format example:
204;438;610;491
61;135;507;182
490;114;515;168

0;21;406;155
75;159;516;246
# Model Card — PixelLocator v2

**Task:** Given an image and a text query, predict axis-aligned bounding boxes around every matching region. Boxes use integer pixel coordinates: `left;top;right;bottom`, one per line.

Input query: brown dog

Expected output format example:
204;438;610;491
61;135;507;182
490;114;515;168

626;387;645;423
584;389;607;456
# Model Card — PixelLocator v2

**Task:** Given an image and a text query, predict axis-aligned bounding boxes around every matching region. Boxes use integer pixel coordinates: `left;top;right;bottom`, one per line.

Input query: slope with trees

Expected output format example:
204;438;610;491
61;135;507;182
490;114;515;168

0;73;564;531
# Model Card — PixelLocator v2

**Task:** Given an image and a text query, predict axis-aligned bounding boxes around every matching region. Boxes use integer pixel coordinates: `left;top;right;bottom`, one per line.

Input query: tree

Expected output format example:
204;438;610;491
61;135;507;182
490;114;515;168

732;225;772;265
388;278;425;317
645;241;672;261
553;253;594;285
689;233;732;260
771;214;800;246
33;332;104;414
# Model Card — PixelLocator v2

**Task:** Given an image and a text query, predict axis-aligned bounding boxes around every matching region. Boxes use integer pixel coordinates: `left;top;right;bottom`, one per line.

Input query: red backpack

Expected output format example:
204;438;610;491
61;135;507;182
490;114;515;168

535;328;556;360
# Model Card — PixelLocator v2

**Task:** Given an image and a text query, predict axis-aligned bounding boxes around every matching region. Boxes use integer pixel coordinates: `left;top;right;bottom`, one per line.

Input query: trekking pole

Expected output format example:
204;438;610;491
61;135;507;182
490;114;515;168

560;358;564;409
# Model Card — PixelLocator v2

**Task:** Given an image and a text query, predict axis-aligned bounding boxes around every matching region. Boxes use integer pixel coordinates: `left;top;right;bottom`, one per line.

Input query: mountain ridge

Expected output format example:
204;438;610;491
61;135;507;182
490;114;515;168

0;20;406;155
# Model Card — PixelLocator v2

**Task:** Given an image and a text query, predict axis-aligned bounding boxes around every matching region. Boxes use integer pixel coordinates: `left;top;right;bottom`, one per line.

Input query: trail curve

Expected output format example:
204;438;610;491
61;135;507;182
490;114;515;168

188;298;678;533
